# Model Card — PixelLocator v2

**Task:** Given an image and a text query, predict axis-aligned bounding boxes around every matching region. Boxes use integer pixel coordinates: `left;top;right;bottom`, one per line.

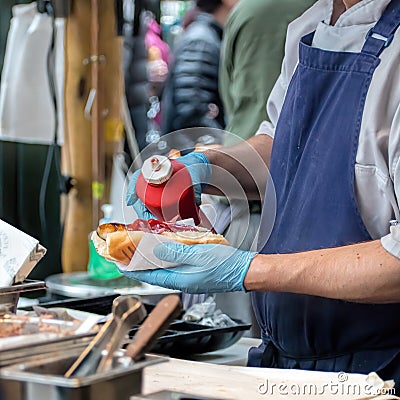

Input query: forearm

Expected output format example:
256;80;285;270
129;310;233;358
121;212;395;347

244;240;400;303
203;134;272;200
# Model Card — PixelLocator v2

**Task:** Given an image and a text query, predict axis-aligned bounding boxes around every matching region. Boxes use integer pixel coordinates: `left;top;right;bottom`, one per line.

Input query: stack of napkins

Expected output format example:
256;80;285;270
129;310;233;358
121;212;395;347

0;220;46;287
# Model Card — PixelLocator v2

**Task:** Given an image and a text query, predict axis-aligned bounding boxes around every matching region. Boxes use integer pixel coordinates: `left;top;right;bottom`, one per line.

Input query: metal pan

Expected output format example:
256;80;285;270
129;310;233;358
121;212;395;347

0;333;94;367
0;280;45;313
0;349;164;400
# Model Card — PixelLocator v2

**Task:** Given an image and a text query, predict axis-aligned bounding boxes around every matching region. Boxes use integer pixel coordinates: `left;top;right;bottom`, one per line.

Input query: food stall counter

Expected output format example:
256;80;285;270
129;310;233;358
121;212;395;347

140;339;397;400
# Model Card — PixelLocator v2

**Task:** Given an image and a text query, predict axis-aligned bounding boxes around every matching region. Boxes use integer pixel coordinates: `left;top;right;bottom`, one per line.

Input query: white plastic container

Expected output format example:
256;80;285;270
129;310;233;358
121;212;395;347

0;3;64;145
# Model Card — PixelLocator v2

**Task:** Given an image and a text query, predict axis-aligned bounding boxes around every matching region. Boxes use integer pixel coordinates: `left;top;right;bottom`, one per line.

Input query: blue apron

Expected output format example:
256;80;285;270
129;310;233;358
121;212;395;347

250;0;400;384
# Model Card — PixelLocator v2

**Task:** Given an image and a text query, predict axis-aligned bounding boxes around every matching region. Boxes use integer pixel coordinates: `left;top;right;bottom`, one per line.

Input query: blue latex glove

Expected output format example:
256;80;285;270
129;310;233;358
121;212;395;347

121;242;258;293
126;152;212;220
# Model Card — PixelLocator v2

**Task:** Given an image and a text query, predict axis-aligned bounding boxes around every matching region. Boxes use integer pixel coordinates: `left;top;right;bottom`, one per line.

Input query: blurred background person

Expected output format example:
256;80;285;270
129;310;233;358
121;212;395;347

221;0;317;144
161;0;238;152
181;6;200;30
124;0;170;154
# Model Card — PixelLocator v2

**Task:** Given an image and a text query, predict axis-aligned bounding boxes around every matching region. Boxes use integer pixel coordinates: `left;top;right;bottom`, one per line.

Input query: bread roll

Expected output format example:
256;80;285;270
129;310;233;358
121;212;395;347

160;231;228;245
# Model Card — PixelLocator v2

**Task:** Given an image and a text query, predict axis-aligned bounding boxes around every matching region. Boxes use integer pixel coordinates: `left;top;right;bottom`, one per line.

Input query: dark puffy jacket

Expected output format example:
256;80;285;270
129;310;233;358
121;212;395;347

162;13;225;136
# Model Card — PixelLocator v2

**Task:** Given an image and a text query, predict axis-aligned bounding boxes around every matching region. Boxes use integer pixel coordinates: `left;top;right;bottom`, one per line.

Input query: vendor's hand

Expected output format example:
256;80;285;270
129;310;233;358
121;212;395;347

126;152;212;219
121;242;257;293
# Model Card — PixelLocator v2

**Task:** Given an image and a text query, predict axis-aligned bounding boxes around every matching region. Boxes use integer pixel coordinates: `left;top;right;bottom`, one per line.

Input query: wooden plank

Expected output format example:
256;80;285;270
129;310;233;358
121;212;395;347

142;356;394;399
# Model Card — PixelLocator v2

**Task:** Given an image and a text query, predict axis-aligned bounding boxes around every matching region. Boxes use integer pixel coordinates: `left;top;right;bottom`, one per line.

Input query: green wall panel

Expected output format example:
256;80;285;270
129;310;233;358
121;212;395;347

0;142;63;280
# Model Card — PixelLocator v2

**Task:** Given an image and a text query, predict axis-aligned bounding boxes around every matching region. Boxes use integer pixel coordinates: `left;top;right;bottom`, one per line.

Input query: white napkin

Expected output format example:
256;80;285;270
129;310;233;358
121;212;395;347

0;219;46;286
118;232;179;272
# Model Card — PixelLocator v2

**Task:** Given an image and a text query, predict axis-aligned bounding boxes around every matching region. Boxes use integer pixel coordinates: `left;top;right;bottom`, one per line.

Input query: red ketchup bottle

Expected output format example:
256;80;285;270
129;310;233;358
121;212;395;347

136;155;201;224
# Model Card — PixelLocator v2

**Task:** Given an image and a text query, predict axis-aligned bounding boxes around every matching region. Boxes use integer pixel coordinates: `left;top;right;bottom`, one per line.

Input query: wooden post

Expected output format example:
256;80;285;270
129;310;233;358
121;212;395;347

62;0;123;272
90;0;101;228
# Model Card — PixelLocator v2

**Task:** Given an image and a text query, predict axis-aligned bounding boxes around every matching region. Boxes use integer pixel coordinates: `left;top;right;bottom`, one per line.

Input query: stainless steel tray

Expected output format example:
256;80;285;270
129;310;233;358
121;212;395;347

45;273;177;300
0;349;164;400
0;280;45;313
0;333;94;367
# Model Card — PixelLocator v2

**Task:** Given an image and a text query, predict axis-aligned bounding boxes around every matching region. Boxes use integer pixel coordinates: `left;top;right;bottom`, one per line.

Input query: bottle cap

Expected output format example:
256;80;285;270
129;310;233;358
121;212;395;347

142;155;173;184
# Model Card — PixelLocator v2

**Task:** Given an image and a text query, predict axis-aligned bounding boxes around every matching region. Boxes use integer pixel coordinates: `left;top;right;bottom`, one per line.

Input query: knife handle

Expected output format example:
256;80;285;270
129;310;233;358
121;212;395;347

125;294;182;361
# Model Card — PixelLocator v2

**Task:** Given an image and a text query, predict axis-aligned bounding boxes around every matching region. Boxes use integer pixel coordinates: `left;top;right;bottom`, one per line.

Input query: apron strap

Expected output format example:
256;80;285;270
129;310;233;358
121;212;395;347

362;0;400;57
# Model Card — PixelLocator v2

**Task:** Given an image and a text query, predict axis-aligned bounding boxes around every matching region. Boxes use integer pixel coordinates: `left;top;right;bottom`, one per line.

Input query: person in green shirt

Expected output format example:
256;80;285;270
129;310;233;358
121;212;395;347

220;0;316;144
214;0;317;248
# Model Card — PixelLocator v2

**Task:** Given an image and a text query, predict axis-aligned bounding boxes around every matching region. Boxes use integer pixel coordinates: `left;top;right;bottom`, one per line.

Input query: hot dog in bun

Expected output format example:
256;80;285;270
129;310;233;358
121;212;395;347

91;219;228;265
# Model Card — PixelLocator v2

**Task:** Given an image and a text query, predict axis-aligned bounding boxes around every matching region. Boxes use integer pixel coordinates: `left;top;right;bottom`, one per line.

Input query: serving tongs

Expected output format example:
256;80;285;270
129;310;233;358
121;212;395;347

64;295;147;378
100;294;182;373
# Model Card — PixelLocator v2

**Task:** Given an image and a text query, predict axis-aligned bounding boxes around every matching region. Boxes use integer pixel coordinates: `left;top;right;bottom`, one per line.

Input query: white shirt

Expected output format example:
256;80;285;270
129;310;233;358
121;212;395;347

257;0;400;258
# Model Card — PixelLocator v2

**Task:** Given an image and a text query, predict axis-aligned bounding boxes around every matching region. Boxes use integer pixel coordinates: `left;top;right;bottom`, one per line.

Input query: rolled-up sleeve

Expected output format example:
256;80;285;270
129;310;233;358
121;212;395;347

256;120;275;137
255;74;288;139
381;224;400;259
381;104;400;259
